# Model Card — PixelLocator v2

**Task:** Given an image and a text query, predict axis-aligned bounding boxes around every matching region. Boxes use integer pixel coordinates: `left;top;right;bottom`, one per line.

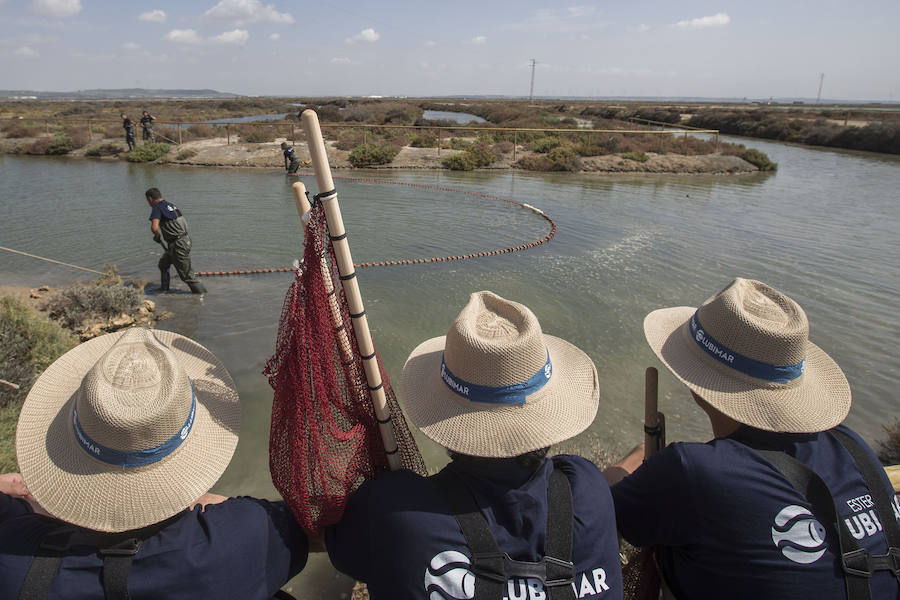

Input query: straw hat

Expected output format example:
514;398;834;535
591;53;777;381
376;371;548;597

643;278;850;433
401;291;599;457
16;328;240;532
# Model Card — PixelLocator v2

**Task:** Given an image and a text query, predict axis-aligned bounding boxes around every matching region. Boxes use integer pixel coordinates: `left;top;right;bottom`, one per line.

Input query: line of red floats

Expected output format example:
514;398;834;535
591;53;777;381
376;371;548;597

195;176;557;278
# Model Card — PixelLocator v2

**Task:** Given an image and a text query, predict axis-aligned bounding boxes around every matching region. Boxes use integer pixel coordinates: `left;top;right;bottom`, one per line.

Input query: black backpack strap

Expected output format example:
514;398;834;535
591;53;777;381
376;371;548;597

98;537;142;600
431;468;506;600
18;526;75;600
430;464;577;600
545;467;576;600
829;429;900;581
757;449;870;600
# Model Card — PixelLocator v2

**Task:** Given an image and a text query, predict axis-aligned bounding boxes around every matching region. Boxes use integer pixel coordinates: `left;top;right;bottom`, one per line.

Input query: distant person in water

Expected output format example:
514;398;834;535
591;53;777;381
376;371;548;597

281;141;301;174
121;113;135;151
145;187;206;294
140;110;156;142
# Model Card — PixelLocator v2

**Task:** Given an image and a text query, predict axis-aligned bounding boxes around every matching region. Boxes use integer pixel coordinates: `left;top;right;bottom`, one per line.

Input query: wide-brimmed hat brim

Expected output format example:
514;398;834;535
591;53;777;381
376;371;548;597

16;329;240;532
644;306;850;433
401;334;599;457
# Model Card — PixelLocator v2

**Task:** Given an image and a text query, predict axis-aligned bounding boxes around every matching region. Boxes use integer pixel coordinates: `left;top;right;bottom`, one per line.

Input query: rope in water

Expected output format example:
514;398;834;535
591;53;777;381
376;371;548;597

0;245;107;276
196;175;557;277
0;178;556;279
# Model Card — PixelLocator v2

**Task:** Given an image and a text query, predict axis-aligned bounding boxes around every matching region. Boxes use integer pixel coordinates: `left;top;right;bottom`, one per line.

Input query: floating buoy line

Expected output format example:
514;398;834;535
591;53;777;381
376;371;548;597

0;175;556;280
196;175;557;278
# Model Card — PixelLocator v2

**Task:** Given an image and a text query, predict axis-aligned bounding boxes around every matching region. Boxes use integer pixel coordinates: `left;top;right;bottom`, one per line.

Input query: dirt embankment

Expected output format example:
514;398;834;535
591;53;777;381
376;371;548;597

2;134;760;175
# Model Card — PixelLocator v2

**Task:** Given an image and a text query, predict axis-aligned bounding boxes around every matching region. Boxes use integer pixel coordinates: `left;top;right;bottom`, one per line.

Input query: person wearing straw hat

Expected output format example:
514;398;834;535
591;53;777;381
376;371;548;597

607;278;900;600
0;328;310;599
327;291;623;600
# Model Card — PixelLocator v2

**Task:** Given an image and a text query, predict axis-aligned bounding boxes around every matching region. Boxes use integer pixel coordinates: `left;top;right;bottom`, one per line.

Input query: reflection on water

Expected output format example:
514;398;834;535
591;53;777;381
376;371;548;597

2;138;899;595
422;109;487;123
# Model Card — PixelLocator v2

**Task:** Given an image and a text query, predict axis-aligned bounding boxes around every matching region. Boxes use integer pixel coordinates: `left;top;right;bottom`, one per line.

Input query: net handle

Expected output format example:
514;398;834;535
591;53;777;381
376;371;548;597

291;182;359;372
300;109;401;471
643;366;664;459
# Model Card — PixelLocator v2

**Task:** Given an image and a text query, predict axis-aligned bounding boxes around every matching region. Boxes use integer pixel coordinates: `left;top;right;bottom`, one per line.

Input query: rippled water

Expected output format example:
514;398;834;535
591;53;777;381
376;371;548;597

1;138;898;595
422;109;487;123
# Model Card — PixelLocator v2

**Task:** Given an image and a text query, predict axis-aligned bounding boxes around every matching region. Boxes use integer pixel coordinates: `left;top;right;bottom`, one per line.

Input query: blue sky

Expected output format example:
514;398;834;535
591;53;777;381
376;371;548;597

1;0;898;100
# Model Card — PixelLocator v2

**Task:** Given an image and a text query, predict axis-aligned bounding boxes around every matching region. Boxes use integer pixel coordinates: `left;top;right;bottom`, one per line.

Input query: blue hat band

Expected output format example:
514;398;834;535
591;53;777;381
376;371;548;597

689;311;805;383
440;351;552;405
73;382;197;467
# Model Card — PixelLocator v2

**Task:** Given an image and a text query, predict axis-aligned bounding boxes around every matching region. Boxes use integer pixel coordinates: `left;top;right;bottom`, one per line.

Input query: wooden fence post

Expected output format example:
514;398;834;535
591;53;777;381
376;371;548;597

178;123;183;145
87;119;92;141
438;129;441;157
227;124;230;145
513;130;518;162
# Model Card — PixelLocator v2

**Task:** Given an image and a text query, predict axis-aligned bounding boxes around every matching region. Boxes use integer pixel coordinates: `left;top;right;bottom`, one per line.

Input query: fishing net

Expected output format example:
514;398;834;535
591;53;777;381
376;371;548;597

264;194;426;536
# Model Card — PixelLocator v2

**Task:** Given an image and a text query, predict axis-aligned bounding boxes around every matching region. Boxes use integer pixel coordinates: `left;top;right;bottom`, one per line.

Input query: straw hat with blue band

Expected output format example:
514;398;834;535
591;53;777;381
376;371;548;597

643;278;851;433
401;291;599;458
16;328;240;533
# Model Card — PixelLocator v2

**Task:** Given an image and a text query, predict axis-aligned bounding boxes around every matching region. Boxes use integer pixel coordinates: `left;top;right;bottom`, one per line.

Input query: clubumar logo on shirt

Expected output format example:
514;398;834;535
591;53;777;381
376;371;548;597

771;505;827;564
424;550;612;600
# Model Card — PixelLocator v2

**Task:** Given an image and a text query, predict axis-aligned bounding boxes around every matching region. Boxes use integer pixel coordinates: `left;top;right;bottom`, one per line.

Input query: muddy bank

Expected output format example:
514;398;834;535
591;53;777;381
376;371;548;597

1;135;759;175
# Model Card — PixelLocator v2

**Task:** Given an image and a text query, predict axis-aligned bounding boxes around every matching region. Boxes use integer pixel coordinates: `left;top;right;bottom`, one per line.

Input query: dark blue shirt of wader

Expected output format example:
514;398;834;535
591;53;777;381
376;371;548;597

0;495;308;600
284;147;295;159
148;199;180;223
611;424;900;600
326;454;623;600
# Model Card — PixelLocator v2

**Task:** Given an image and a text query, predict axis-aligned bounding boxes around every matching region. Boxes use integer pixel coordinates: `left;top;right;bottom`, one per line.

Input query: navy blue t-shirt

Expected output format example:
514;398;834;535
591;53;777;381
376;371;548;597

327;454;623;600
148;199;180;222
611;425;900;599
284;146;296;159
0;495;308;599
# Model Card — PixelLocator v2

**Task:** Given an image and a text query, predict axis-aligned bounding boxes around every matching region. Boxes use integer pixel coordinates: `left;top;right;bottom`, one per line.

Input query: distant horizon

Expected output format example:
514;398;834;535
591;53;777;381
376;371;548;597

2;1;898;101
2;87;899;107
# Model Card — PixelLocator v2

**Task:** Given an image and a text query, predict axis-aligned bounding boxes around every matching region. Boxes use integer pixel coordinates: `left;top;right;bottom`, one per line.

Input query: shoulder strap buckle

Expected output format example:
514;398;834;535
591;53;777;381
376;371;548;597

543;555;576;587
99;538;142;557
843;548;873;578
469;552;507;583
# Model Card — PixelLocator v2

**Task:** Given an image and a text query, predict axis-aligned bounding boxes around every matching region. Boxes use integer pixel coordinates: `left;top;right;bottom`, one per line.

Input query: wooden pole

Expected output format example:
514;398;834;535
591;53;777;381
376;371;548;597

301;109;401;470
87;120;92;141
226;124;230;146
178;123;183;145
644;366;663;460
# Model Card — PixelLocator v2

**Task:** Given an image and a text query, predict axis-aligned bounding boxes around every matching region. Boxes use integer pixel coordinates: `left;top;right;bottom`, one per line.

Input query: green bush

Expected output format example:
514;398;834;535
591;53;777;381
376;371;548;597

448;137;472;150
238;125;276;143
409;133;438;148
530;136;561;153
47;270;143;330
0;296;76;471
466;144;496;168
348;143;400;167
740;148;777;171
125;142;170;162
26;134;76;155
574;142;605;157
85;143;122;157
877;419;900;465
442;153;476;171
621;150;649;162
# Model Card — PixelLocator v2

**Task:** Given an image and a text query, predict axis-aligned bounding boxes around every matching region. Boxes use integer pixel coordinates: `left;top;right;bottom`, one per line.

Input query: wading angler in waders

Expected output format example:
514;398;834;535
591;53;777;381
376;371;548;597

145;187;206;294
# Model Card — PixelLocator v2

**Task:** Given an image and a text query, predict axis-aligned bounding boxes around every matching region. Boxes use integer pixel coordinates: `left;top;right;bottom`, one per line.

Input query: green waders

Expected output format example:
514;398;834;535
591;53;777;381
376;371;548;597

159;237;205;294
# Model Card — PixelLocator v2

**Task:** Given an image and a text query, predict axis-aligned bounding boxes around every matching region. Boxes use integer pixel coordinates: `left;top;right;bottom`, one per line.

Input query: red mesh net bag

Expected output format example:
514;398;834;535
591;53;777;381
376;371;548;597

264;195;426;536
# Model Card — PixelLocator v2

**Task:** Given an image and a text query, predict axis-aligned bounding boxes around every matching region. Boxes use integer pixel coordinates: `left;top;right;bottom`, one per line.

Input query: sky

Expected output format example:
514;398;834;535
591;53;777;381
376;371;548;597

0;0;898;101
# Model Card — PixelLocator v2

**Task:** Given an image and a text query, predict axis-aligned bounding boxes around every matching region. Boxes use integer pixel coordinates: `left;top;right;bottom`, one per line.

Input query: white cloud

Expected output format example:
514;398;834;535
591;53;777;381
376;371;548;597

165;29;204;44
330;57;351;64
425;40;436;47
345;28;379;44
14;45;38;57
212;28;249;45
638;23;650;32
268;33;280;40
566;6;593;18
673;13;730;28
204;0;294;26
471;35;487;44
30;0;81;17
139;10;167;23
122;42;141;50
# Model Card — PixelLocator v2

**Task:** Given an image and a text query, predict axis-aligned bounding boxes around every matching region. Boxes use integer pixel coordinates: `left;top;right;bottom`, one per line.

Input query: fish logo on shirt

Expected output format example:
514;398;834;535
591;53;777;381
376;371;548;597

424;551;475;600
771;505;827;564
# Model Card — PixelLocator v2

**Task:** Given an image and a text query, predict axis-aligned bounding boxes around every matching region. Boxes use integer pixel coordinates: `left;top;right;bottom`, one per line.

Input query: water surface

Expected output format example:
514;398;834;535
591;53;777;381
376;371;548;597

1;138;898;595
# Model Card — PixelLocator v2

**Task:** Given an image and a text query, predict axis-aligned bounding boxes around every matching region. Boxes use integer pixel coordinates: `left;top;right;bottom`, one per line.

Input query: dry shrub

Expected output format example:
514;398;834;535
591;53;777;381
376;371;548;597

47;268;143;330
186;124;216;139
492;140;514;154
85;143;122;157
877;419;900;465
238;124;276;143
3;123;41;138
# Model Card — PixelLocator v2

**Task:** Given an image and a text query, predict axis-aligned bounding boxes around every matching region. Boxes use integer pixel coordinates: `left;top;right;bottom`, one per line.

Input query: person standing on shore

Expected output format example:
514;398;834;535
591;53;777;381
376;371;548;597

327;291;623;600
0;328;310;599
281;141;301;174
121;113;135;151
146;187;206;294
140;110;156;142
607;278;900;600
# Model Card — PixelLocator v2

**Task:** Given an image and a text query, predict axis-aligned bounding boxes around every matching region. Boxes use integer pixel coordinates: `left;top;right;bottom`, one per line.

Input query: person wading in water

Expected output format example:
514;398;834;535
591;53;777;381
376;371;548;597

145;187;206;294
